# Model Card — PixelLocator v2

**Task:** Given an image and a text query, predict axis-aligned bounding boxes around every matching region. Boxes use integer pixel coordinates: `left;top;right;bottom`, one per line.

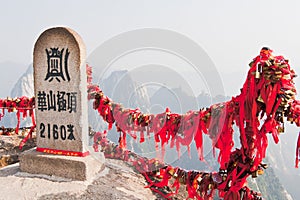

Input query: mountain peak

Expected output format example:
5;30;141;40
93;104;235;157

10;63;34;98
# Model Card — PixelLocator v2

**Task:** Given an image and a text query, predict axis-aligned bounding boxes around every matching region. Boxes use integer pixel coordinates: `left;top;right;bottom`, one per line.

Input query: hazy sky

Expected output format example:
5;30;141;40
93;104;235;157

1;1;300;196
1;0;300;96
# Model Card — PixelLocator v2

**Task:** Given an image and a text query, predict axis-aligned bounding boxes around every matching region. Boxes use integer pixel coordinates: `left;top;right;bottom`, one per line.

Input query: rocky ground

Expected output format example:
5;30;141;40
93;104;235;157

0;135;188;200
39;159;162;200
0;159;161;200
0;134;36;167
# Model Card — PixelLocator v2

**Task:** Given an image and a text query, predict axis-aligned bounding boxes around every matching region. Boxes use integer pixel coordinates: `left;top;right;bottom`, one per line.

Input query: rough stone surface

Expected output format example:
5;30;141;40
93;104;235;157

0;163;94;200
20;148;104;181
0;135;36;167
0;159;160;200
33;27;88;153
39;159;161;200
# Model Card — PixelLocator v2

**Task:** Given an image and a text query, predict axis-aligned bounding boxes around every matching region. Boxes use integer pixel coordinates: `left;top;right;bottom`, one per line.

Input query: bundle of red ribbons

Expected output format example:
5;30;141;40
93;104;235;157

93;130;263;200
87;48;300;199
0;97;36;149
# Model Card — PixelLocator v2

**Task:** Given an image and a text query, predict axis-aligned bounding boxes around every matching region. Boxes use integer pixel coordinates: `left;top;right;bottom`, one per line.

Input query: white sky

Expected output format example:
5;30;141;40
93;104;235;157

1;0;300;96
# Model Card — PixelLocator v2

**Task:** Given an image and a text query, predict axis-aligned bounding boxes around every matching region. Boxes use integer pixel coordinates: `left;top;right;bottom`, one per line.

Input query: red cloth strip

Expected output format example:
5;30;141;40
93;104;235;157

36;147;89;157
295;132;300;168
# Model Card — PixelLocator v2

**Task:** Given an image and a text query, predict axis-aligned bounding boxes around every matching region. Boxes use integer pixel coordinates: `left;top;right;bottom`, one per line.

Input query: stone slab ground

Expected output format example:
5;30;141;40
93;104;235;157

0;158;160;200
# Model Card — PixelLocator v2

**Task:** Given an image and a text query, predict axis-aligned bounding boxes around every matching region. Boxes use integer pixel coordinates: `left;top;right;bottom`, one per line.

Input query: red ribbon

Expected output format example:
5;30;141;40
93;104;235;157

295;132;300;168
36;147;89;157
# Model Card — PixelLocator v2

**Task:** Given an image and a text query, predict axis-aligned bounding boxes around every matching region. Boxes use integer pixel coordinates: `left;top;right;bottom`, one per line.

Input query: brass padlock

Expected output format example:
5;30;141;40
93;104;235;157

252;170;258;178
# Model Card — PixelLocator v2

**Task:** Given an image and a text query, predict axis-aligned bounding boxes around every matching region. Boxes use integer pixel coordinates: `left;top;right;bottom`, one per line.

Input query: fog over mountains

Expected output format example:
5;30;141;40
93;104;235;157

0;61;28;98
2;63;299;199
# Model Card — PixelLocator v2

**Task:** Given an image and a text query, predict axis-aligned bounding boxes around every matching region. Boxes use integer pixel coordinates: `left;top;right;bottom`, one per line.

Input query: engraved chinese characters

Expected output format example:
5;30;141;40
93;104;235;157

45;48;70;82
33;27;88;155
37;90;77;113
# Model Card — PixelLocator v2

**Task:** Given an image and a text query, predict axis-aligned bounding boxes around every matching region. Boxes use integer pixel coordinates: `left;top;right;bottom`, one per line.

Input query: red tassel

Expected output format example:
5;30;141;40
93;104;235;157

31;109;36;126
171;178;180;195
266;83;278;116
19;125;36;150
15;110;20;134
194;126;204;160
238;94;248;151
140;131;145;143
295;132;300;168
118;132;127;149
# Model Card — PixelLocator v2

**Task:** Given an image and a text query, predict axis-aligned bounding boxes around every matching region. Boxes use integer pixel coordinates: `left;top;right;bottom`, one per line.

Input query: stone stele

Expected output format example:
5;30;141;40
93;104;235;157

34;27;88;153
20;27;104;180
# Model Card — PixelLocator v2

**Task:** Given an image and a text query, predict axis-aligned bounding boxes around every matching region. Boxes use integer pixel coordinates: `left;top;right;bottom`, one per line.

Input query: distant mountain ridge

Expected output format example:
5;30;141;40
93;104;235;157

0;61;28;98
10;64;34;98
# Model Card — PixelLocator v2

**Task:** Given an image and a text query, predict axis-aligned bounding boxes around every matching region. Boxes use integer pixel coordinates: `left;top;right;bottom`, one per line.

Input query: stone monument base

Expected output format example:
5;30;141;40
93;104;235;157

19;148;104;181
